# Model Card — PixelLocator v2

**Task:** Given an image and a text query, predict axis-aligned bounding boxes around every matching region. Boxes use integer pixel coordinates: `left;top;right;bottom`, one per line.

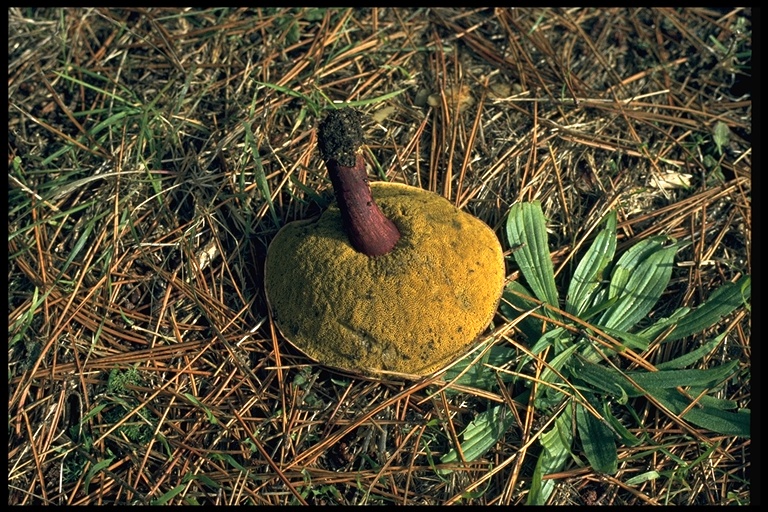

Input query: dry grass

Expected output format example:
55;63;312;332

8;7;750;505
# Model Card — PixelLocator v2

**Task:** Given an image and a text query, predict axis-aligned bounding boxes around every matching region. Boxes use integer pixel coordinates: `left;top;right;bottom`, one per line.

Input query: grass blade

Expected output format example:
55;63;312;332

244;121;280;227
151;483;186;505
84;457;114;491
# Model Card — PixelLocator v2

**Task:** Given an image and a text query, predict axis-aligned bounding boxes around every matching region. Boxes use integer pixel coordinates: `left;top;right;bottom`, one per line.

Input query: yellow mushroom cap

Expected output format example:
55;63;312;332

264;182;505;377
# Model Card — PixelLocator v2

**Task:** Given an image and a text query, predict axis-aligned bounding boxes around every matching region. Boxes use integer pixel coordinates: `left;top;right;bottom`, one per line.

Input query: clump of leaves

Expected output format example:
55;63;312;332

441;201;750;505
103;365;154;444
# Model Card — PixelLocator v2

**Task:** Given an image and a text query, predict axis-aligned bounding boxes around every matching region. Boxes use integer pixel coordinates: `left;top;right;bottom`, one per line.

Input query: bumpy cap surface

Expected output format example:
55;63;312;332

264;182;505;377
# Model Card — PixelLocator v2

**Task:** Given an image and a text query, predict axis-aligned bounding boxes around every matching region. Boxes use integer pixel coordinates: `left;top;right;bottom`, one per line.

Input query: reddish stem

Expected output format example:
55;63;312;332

318;110;401;257
326;153;401;256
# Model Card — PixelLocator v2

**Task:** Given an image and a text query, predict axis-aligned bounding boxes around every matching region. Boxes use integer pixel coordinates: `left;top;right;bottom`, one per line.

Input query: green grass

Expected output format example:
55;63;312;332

8;7;751;505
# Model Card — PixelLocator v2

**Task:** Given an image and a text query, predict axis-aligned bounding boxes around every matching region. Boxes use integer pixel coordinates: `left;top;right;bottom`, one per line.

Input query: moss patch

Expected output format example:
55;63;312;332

265;182;505;376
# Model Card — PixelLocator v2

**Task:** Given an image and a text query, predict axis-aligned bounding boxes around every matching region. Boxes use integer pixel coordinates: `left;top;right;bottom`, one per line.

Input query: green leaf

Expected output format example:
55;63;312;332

627;360;739;391
576;401;618;474
500;281;545;342
285;19;300;44
625;471;660;485
340;88;408;107
304;8;327;21
537;342;579;400
184;393;219;425
599;325;652;351
80;403;108;425
713;121;730;155
602;401;642;447
210;453;248;472
655;333;726;370
566;211;617;316
573;358;741;408
505;202;559;311
599;239;682;331
443;345;517;392
635;307;691;341
651;387;750;437
527;404;574;505
152;483;186;505
182;472;221;489
665;275;750;342
253;80;321;114
84;457;114;491
289;175;329;208
244;122;280;228
422;438;451;482
53;215;96;283
571;359;636;400
440;404;515;465
692;392;741;411
606;237;664;299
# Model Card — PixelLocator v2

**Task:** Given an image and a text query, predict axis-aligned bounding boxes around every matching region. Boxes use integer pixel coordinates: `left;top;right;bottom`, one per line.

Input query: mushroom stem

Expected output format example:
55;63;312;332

326;153;401;256
319;110;401;257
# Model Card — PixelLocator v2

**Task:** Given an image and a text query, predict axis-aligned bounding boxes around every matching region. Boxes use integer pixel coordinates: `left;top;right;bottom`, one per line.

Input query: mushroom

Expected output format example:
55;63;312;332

264;109;505;377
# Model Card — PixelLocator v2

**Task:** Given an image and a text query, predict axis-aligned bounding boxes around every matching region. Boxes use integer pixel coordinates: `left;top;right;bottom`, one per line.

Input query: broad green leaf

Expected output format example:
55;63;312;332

635;307;691;341
505;202;559;311
650;387;750;437
571;359;636;399
599;240;682;331
599;325;652;351
576;401;618;474
527;403;574;505
500;281;545;342
606;237;665;300
655;333;726;370
628;360;739;391
443;345;517;392
713;121;730;155
572;359;740;401
665;275;750;342
690;391;740;411
575;291;619;323
527;326;570;359
602;401;643;447
440;404;515;465
538;342;579;396
566;211;617;316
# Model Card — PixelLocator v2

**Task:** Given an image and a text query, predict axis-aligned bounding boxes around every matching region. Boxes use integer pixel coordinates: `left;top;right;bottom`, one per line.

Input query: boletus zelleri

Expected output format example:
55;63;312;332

264;109;505;377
